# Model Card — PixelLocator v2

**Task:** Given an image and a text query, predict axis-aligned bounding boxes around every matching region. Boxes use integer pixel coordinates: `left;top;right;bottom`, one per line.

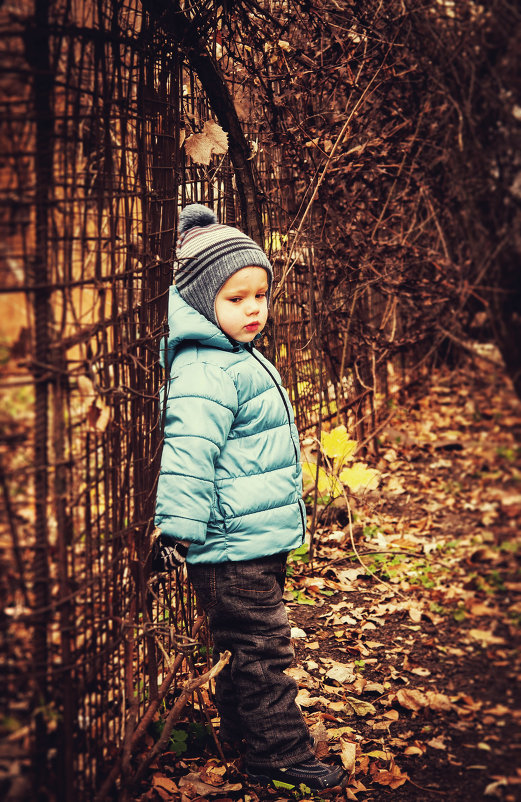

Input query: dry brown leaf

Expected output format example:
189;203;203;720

152;774;179;793
340;736;356;774
486;704;510;717
371;760;409;789
427;736;447;750
505;582;521;592
404;743;426;756
425;691;453;712
87;400;111;432
309;721;328;746
395;688;427;711
411;667;431;677
366;749;394;760
327;725;355;739
467;628;506;646
395;688;453;712
178;772;241;796
350;778;368;793
77;375;94;396
371;719;393;732
408;605;423;623
386;476;406;495
325;662;356;684
364;681;385;694
286;666;320;689
296;689;340;709
344;696;377;717
484;778;508;797
184;120;228;165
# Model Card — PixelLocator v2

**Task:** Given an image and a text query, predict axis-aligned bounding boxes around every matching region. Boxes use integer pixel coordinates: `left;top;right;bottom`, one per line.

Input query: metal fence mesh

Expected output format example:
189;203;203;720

0;2;422;799
0;2;184;797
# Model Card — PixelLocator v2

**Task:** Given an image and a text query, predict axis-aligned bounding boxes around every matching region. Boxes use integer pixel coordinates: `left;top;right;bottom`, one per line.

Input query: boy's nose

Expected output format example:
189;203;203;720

245;297;260;314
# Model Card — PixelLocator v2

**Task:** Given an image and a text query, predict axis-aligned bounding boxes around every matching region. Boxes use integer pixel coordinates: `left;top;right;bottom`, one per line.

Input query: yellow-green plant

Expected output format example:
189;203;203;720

302;424;380;500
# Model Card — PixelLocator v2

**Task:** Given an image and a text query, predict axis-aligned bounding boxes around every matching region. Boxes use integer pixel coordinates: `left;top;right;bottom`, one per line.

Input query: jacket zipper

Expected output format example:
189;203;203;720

249;348;306;541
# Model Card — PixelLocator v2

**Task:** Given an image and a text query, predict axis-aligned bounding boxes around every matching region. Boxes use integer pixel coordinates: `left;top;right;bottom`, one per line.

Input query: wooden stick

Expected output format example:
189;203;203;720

95;614;205;800
131;650;232;787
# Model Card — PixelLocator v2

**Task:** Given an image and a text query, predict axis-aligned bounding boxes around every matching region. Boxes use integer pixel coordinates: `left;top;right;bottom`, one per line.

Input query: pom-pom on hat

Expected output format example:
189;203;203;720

174;204;273;326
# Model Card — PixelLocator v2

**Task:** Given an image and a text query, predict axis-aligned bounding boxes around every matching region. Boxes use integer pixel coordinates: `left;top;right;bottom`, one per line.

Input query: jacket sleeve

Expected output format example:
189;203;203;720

154;361;238;544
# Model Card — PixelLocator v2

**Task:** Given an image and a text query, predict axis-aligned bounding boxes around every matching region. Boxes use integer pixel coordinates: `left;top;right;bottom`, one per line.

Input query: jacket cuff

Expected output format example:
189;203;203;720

154;515;206;545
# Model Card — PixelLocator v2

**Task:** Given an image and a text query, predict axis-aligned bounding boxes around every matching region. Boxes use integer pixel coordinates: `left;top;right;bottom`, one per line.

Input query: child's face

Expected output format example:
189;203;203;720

215;266;269;342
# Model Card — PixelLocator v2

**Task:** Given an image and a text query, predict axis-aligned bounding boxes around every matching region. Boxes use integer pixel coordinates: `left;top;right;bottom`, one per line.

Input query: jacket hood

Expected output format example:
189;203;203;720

162;286;237;369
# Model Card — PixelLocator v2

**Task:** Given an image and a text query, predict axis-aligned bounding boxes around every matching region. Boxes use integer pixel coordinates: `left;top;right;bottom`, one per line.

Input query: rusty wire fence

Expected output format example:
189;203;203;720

1;3;202;798
0;2;428;800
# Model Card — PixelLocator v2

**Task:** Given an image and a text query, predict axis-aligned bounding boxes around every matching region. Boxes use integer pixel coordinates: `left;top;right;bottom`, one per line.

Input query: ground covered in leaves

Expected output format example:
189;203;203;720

140;355;521;802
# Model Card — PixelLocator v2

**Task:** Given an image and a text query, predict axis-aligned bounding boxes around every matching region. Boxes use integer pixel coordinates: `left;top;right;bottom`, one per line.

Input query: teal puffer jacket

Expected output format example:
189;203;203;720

155;287;306;564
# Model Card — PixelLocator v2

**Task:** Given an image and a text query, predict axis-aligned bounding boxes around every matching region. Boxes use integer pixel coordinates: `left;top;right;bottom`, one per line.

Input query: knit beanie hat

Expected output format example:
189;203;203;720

174;204;273;326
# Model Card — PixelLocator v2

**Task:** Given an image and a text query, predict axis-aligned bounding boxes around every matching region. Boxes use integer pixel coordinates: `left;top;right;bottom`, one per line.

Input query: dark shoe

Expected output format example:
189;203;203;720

247;757;348;791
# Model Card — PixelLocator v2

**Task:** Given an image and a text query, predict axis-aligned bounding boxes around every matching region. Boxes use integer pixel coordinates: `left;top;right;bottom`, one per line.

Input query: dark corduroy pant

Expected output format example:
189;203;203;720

187;553;314;769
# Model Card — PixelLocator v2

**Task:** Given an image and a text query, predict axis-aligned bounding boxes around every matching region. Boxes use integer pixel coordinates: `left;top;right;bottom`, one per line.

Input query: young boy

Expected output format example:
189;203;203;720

154;204;347;791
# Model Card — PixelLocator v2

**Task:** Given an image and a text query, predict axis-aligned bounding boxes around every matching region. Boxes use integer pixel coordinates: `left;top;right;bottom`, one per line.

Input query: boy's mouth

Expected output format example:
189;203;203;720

244;322;260;331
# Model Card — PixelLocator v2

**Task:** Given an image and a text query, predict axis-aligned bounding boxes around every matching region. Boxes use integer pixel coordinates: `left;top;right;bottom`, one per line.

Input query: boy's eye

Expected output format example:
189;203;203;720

229;297;242;303
256;292;266;299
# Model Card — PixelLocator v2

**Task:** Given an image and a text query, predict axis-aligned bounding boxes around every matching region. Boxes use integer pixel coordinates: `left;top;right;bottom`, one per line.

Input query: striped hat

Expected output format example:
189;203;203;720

174;204;273;326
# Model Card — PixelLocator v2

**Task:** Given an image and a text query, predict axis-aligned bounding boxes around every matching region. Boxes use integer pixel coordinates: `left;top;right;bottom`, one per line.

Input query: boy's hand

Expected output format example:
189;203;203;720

151;533;189;571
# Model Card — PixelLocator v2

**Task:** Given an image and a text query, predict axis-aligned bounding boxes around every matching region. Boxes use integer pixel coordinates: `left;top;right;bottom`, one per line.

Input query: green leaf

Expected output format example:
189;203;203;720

291;590;315;605
453;607;466;623
169;728;188;755
289;543;310;564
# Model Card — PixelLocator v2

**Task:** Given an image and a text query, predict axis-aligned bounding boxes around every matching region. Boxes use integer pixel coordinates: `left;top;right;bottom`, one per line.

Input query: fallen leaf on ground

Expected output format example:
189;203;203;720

344;697;377;717
411;667;431;677
327;725;356;739
427;736;447;750
286;666;320;689
364;681;385;694
152;774;179;793
295;689;331;708
178;772;242;795
484;778;508;796
404;742;426;756
366;749;394;760
329;700;348;712
467;629;506;646
408;605;423;623
325;662;356;684
370;760;409;789
340;736;356;774
395;688;454;712
395;688;427;711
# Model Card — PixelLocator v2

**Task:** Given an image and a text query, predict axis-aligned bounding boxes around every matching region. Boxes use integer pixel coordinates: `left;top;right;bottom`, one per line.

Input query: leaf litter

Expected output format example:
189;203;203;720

138;361;521;801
